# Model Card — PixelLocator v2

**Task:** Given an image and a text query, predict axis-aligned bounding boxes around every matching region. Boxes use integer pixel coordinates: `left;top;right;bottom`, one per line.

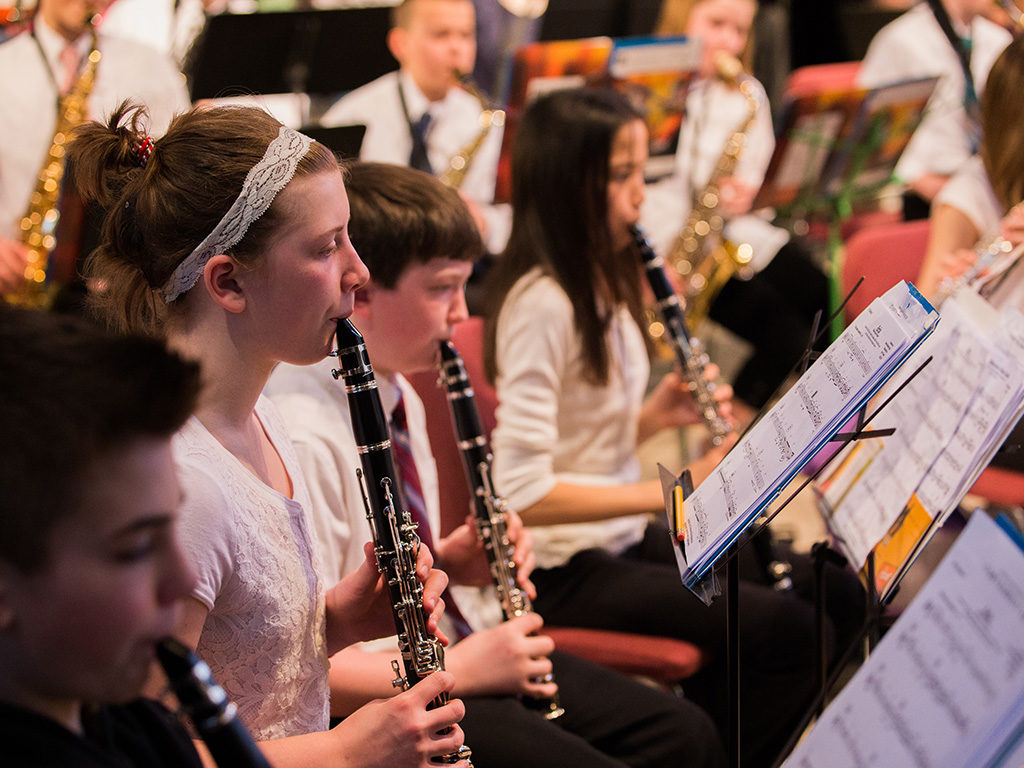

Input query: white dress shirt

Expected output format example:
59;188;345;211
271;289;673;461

0;22;190;240
321;69;511;252
266;358;500;634
934;155;1024;310
858;2;1010;183
490;270;652;570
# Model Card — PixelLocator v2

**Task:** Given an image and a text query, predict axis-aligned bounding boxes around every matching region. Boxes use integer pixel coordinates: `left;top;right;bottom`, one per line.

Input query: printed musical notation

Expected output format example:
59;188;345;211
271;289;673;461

676;282;937;593
822;292;1024;582
784;512;1024;768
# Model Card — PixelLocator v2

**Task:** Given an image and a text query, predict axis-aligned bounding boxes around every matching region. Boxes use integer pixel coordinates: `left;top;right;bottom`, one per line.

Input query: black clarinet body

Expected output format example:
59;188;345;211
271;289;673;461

631;224;731;445
156;638;273;768
438;340;565;720
332;319;472;766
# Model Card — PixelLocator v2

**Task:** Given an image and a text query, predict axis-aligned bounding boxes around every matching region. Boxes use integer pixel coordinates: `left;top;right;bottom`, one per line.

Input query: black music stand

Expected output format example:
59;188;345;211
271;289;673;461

299;124;366;159
185;7;394;101
670;280;933;768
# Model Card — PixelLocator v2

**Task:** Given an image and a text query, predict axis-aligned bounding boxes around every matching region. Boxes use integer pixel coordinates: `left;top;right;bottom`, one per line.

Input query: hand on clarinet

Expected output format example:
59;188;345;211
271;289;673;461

639;364;735;436
444;613;557;699
435;510;537;598
325;541;452;652
330;670;469;768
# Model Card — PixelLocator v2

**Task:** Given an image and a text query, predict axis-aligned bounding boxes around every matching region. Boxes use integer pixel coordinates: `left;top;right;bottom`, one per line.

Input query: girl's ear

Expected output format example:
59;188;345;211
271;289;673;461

202;254;247;314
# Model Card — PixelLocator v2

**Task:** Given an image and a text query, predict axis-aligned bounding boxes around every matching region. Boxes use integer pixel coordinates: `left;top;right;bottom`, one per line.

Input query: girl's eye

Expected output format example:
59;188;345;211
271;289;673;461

113;534;158;563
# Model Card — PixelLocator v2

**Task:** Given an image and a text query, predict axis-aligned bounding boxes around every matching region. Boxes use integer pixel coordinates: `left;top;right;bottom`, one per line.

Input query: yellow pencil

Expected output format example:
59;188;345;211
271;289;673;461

673;483;686;542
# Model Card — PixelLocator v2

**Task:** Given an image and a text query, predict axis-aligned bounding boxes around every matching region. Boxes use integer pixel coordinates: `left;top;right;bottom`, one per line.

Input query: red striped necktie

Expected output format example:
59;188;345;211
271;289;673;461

389;395;472;640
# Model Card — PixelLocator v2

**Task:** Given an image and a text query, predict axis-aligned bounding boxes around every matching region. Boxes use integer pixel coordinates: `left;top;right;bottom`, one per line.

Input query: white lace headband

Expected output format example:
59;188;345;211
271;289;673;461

160;126;314;302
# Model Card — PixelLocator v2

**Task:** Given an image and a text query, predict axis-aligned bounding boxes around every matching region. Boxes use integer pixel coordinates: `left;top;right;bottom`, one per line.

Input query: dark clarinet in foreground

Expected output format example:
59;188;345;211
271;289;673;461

332;319;473;766
438;340;565;720
156;638;274;768
631;223;731;445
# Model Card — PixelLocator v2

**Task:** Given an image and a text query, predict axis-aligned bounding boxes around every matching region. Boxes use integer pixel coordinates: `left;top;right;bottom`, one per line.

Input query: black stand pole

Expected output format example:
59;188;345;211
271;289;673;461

726;541;741;768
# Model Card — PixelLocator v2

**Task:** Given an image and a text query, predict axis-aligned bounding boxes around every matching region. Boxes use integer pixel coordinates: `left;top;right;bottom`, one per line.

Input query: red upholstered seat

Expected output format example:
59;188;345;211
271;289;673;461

841;218;931;323
407;317;706;683
784;61;862;99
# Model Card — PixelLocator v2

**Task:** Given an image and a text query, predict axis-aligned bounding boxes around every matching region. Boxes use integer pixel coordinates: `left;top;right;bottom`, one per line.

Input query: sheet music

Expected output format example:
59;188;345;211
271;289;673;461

784;512;1024;768
829;320;986;566
681;282;937;585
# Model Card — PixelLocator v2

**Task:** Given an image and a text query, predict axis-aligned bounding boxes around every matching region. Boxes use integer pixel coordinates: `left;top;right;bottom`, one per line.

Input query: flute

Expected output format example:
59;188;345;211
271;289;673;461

438;340;565;720
631;223;731;445
332;319;472;766
156;638;274;768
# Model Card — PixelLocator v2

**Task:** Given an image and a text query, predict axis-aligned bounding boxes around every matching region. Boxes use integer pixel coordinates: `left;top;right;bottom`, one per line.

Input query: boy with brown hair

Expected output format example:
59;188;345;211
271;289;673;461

0;305;203;766
266;161;726;768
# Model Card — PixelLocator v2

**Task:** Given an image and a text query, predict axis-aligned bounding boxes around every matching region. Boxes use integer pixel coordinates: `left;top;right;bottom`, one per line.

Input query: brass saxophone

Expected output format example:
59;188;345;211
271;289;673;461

439;73;505;190
9;24;101;307
332;319;472;767
667;51;757;329
437;339;565;720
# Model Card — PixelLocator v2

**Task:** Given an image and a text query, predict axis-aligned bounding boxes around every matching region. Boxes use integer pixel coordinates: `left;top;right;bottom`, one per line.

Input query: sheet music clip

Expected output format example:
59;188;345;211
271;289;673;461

659;464;720;605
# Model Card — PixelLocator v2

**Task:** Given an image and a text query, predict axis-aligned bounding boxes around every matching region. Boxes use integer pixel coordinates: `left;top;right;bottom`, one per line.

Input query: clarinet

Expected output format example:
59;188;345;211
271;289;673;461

332;319;472;766
632;226;793;589
156;638;273;768
438;340;566;720
631;224;731;445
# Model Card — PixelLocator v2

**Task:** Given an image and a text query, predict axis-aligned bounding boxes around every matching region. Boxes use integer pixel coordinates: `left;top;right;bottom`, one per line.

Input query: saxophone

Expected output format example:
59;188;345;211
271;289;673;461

667;51;757;329
439;73;505;190
332;319;472;767
9;24;101;307
632;225;731;445
437;339;565;720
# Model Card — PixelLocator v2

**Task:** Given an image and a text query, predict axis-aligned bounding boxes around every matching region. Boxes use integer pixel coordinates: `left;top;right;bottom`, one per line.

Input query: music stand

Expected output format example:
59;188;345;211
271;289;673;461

300;124;366;159
753;76;937;340
185;7;394;101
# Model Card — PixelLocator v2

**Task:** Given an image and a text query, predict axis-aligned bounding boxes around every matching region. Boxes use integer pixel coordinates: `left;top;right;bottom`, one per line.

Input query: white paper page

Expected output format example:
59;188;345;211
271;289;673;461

684;285;933;572
784;512;1024;768
830;328;986;566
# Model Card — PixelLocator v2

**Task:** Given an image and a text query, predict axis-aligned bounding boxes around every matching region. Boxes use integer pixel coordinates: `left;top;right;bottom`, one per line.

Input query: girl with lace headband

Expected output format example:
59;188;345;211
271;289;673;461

67;102;470;768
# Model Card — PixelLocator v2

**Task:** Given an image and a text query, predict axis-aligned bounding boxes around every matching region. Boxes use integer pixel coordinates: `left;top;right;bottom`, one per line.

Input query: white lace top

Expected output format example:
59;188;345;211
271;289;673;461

172;396;330;741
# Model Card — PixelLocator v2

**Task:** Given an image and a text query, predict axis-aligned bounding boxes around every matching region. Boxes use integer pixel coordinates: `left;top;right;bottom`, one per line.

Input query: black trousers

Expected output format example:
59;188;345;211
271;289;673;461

530;523;864;768
459;649;726;768
709;239;830;409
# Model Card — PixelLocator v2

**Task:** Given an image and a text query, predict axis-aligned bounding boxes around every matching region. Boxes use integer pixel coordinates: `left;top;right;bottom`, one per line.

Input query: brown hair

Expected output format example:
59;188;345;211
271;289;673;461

67;101;337;335
344;161;482;289
483;87;646;387
981;35;1024;213
0;305;200;572
655;0;758;72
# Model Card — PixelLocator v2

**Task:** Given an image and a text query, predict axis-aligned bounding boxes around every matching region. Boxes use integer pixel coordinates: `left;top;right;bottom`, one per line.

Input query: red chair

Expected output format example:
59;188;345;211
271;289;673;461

839;219;1024;506
784;61;862;100
841;218;931;323
407;317;706;684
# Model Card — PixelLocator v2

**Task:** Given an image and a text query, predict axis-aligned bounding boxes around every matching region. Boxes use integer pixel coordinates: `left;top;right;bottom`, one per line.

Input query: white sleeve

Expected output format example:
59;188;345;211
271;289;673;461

491;278;574;511
174;461;236;611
